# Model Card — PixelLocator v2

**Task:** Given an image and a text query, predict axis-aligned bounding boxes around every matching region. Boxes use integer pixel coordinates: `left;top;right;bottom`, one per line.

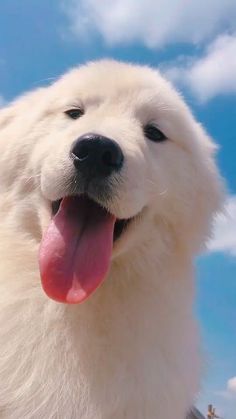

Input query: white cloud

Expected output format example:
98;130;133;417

62;0;236;48
216;376;236;400
208;196;236;257
164;33;236;102
228;377;236;394
62;2;236;101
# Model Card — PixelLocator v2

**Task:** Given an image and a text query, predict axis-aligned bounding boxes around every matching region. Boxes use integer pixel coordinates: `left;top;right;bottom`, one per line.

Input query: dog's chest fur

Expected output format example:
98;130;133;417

0;233;200;419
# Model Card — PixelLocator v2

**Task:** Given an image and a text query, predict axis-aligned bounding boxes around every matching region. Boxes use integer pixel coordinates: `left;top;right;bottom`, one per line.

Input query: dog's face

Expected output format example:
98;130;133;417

0;60;222;303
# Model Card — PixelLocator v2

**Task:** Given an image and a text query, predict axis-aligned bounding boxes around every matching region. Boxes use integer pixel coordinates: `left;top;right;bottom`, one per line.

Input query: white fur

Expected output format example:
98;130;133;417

0;60;223;418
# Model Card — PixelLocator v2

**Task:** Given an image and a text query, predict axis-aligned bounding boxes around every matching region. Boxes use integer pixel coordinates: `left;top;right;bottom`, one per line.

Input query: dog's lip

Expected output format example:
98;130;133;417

51;196;137;243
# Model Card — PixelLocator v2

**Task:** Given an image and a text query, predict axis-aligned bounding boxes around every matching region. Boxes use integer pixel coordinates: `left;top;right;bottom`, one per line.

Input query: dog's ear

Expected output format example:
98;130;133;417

0;87;48;133
0;87;50;189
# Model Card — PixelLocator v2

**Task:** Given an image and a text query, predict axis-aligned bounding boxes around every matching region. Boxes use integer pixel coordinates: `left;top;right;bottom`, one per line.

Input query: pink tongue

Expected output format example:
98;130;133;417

39;196;115;304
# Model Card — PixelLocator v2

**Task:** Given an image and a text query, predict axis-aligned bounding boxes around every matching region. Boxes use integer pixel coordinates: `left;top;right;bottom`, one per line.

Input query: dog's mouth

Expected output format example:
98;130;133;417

39;195;135;305
51;197;132;243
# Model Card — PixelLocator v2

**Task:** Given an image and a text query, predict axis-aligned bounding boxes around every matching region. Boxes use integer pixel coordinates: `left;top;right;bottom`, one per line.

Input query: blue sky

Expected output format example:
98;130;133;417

0;1;235;417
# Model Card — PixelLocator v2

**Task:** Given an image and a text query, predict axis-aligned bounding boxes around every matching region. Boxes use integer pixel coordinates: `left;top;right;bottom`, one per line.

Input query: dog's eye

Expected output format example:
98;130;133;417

64;108;84;120
144;124;167;143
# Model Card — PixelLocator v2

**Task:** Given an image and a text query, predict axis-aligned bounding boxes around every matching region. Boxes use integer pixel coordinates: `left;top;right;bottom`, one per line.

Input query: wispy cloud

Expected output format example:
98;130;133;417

164;34;236;102
228;377;236;395
208;196;236;257
216;376;236;400
61;2;236;102
62;0;236;48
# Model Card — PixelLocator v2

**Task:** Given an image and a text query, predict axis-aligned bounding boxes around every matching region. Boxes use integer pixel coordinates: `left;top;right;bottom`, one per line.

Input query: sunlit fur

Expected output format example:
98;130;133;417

0;60;223;418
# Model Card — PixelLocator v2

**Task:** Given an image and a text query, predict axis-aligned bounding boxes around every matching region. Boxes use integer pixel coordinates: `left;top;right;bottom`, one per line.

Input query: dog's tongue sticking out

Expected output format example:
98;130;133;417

39;196;115;304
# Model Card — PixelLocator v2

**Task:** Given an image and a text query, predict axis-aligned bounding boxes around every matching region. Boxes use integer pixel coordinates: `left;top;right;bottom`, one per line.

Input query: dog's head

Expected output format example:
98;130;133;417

0;60;223;303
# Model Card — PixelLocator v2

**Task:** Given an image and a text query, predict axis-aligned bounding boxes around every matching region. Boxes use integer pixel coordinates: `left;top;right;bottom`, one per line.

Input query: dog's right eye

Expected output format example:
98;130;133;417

64;108;84;120
144;124;167;143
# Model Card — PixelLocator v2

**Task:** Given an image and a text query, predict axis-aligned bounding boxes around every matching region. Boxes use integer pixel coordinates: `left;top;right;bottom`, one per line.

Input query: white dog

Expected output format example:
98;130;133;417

0;60;222;419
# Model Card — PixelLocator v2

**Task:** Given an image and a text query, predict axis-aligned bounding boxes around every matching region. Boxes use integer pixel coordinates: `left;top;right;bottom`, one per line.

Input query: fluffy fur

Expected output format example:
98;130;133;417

0;60;223;418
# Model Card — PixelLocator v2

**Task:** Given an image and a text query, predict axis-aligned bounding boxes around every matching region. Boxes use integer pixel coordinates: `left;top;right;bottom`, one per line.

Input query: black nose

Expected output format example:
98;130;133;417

71;133;124;178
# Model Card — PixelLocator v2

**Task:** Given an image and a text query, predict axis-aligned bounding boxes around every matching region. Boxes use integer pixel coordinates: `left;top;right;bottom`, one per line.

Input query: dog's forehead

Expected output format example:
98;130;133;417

67;61;158;85
51;61;181;117
55;61;166;102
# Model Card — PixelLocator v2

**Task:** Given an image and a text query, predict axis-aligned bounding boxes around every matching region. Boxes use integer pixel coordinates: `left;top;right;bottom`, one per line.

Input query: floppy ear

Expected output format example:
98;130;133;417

0;93;33;131
0;88;49;190
0;86;49;132
181;126;225;254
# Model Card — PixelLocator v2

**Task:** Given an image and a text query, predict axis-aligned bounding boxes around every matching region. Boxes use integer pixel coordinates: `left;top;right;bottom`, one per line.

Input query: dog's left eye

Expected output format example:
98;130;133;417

64;108;84;120
144;124;167;143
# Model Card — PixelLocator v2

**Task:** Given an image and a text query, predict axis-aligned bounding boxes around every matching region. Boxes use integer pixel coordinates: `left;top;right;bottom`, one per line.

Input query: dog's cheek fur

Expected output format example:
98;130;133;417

0;90;63;239
145;125;223;254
